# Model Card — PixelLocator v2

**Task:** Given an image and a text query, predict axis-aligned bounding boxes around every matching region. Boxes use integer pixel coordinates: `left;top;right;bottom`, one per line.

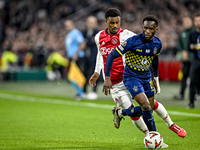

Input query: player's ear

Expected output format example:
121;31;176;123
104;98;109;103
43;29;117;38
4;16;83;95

156;27;158;32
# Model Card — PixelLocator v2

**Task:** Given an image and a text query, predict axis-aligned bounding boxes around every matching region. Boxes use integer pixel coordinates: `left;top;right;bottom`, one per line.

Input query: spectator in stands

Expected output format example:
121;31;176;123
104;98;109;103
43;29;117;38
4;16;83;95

174;15;195;100
82;16;99;100
0;40;17;80
1;0;200;81
64;19;86;100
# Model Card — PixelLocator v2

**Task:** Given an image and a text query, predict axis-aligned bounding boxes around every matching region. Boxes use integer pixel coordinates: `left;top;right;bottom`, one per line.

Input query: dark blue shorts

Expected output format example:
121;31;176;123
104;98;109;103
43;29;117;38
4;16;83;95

123;76;155;98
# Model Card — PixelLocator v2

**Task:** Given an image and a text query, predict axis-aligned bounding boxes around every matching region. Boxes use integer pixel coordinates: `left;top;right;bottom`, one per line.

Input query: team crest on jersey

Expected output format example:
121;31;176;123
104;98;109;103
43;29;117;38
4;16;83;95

133;85;138;92
122;41;127;47
153;47;158;54
111;38;118;45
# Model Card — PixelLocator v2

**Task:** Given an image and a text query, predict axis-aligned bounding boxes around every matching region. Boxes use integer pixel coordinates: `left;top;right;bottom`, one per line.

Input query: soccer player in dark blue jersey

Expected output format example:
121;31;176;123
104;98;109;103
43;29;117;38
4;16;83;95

103;15;161;131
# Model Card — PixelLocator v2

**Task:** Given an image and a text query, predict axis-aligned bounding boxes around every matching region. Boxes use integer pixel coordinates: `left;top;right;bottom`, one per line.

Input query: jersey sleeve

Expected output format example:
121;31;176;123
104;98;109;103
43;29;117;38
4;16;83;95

77;31;85;43
154;41;162;56
152;56;159;77
94;33;103;75
152;42;162;77
115;37;135;55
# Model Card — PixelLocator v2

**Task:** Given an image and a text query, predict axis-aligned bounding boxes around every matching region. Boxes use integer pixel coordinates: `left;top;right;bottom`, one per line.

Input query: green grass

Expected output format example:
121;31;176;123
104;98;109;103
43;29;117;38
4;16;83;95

0;80;200;149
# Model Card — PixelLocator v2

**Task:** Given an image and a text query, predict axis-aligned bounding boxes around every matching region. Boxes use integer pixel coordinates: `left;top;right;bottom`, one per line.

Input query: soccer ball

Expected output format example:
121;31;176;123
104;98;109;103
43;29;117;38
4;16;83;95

144;131;163;149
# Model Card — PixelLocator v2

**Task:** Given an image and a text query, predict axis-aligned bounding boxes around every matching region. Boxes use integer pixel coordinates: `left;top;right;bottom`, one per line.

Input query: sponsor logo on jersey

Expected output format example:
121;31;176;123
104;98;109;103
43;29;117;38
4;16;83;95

146;49;150;53
122;41;127;47
111;38;118;45
153;47;158;54
136;49;142;52
141;58;148;65
100;47;114;55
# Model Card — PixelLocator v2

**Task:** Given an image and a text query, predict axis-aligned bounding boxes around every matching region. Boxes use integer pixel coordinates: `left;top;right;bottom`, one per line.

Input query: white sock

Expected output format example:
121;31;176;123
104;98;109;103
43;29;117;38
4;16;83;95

118;109;123;117
154;101;174;128
132;117;149;134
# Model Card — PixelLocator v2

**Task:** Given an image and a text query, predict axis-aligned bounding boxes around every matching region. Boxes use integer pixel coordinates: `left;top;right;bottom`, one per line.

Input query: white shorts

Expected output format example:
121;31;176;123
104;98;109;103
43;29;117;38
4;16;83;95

111;81;135;109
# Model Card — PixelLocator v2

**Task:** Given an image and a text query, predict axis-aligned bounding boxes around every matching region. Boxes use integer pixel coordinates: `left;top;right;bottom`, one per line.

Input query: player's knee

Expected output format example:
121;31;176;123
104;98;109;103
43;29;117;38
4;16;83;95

128;104;135;109
140;103;151;111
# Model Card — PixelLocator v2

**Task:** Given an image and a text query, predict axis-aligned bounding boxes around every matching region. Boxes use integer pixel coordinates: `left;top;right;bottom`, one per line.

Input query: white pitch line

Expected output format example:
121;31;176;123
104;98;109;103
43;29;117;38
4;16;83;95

0;93;200;117
0;93;112;109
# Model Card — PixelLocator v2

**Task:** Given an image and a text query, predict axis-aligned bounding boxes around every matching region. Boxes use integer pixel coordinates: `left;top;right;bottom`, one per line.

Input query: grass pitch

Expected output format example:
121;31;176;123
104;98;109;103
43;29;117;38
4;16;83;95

0;80;200;150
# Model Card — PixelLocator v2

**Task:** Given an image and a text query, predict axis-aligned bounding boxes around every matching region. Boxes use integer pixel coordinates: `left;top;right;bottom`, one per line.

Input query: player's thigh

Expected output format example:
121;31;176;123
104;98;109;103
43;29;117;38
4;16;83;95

111;82;133;108
143;79;155;98
123;77;144;98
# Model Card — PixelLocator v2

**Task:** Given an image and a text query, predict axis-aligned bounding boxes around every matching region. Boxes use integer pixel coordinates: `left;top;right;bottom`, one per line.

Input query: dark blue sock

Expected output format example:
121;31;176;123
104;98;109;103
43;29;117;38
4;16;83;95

142;110;156;131
122;106;142;117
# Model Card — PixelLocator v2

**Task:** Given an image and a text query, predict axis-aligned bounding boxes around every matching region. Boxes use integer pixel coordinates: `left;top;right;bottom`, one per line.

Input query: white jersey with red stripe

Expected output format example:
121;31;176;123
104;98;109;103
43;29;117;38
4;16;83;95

94;27;136;85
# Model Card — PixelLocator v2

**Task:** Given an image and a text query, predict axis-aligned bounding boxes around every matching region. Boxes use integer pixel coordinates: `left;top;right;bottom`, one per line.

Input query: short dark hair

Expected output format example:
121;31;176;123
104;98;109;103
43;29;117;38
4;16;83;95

105;8;121;19
143;15;158;27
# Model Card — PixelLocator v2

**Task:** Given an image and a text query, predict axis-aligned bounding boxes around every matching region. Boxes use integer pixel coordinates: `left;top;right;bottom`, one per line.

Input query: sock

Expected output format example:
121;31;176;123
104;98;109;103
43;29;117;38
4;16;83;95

122;106;142;117
154;101;174;128
131;116;149;134
142;110;156;131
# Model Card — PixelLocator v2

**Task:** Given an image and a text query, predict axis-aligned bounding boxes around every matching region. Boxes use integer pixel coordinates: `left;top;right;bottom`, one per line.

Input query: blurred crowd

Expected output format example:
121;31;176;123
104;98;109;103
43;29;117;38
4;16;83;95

0;0;200;69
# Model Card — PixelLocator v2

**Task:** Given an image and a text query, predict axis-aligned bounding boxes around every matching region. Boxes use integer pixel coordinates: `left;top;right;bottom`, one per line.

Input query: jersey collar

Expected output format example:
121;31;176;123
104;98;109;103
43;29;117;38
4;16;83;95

104;27;123;36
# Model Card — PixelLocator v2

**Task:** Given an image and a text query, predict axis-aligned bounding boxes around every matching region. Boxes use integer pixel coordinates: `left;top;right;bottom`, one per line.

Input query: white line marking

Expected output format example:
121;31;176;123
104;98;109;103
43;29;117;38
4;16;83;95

0;93;200;117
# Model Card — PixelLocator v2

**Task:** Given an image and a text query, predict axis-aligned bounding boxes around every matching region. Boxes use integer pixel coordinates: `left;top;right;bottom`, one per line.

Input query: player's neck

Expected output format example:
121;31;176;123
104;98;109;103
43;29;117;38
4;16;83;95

106;29;111;34
106;28;117;35
143;38;153;43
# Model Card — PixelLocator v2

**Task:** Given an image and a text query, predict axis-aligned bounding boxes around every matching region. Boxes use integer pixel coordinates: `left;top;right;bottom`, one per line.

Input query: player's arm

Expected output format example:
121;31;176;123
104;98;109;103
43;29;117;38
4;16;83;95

103;39;130;95
89;50;102;87
73;33;86;61
89;33;103;87
152;55;160;95
102;48;123;95
152;42;162;95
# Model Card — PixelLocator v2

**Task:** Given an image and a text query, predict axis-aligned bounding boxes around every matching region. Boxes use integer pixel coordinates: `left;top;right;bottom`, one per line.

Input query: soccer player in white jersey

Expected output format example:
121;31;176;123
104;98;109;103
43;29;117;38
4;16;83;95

89;8;186;145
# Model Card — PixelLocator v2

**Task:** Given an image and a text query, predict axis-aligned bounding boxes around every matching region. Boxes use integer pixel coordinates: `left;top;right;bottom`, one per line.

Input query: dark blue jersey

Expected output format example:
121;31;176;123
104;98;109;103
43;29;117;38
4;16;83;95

105;33;161;79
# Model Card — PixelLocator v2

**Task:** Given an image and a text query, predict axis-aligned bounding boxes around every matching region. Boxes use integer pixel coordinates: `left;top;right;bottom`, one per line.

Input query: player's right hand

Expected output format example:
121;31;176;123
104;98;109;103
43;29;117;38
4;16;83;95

89;72;99;87
102;76;113;96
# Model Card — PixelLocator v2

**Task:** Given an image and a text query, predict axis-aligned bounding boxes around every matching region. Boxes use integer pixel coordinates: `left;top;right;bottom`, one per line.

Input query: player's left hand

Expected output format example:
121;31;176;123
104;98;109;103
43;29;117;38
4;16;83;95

102;76;113;96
